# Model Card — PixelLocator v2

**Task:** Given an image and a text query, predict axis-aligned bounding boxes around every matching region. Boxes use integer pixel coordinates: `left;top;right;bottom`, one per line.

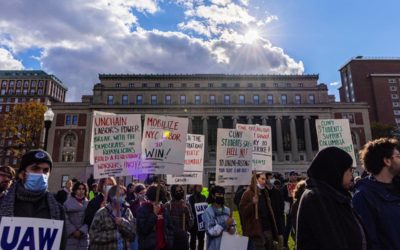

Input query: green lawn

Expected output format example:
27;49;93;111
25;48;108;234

232;210;295;250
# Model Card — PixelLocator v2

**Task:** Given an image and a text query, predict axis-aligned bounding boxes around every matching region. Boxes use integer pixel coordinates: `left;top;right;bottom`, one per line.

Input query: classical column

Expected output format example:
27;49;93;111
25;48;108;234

304;116;313;161
217;116;224;128
290;116;299;161
187;116;193;133
261;116;267;126
247;116;253;124
275;116;284;161
202;116;209;162
232;116;239;128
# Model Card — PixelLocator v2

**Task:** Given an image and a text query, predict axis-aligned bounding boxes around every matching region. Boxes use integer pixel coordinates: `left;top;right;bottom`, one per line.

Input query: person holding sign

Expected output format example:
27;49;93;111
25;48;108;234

239;173;283;250
0;149;66;249
353;138;400;250
89;185;136;250
64;181;89;249
202;186;235;250
296;147;367;250
188;185;207;250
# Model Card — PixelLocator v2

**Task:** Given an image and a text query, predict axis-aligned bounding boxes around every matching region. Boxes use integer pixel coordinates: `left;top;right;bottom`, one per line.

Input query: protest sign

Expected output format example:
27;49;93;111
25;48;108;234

141;115;188;175
220;232;249;250
236;124;272;171
91;113;142;179
167;134;204;185
216;129;253;186
316;119;356;166
194;202;208;231
0;217;63;250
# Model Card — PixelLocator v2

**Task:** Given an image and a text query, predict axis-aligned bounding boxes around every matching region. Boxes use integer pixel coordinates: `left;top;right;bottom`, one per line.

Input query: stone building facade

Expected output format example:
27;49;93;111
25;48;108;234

46;74;371;191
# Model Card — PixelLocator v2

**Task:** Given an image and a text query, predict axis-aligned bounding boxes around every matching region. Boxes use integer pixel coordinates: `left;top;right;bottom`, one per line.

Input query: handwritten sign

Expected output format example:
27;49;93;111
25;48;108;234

0;217;63;250
195;202;208;231
167;134;204;185
236;124;272;171
141;115;188;175
91;113;142;179
316;119;356;166
216;129;253;186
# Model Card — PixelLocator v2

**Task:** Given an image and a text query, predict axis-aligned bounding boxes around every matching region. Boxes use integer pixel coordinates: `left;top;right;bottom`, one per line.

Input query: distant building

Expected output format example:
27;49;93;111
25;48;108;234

339;57;400;126
46;74;371;191
0;70;67;167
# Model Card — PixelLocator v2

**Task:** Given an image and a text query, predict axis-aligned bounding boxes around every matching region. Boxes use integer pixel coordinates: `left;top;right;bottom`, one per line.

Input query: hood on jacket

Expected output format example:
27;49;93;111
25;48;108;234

307;147;353;193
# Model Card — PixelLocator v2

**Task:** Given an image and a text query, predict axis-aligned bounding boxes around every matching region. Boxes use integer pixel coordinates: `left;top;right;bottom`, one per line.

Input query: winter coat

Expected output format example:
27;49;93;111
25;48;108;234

353;176;400;250
136;202;174;250
89;203;136;250
64;196;89;249
84;193;105;229
296;178;367;250
188;192;207;231
202;205;235;250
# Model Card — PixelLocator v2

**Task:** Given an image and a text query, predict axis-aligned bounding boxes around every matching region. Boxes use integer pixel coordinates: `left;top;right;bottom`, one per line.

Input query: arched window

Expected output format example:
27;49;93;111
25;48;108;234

61;132;77;162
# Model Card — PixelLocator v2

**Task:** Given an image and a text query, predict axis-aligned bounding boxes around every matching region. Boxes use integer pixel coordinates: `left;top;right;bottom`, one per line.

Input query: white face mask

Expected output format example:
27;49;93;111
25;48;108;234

257;183;265;190
103;185;112;193
268;178;276;185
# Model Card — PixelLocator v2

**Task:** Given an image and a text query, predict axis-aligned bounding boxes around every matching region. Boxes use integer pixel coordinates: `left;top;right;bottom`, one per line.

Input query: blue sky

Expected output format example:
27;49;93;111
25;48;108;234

0;0;399;101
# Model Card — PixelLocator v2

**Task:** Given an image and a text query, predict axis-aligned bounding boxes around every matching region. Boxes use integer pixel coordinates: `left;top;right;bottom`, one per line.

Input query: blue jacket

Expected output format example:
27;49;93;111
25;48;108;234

353;176;400;250
203;205;235;250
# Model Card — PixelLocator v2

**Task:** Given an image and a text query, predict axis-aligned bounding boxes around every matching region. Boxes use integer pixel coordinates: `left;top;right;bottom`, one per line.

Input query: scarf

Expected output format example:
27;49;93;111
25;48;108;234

0;181;62;220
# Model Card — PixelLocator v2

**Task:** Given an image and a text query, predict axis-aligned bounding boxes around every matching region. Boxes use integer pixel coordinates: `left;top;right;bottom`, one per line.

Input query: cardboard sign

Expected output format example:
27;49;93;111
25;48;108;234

0;217;63;250
220;232;249;250
194;202;208;231
216;129;253;186
91;113;142;179
316;119;356;166
167;134;204;185
141;115;188;174
236;124;272;171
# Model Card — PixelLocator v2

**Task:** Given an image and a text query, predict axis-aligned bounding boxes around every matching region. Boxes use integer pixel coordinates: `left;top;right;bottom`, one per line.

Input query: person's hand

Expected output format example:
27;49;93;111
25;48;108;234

153;204;161;215
114;217;123;225
226;217;234;227
252;195;258;204
72;230;81;239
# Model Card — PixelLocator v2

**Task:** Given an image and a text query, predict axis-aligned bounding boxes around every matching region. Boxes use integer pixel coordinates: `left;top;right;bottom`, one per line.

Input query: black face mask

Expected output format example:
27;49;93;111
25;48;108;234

215;196;225;205
173;192;184;200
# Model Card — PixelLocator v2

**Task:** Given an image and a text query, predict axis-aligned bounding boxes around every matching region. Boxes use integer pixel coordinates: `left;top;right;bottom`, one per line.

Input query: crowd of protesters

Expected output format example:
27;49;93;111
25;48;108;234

1;137;400;249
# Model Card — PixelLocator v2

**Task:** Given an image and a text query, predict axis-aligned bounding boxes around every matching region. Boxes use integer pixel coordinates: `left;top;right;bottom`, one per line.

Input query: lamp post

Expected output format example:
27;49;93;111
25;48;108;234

43;108;55;151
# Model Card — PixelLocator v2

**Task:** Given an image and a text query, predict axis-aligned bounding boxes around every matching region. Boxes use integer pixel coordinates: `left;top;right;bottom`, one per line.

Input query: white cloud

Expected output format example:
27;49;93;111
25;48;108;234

178;20;212;37
210;0;232;6
195;3;255;25
0;48;24;70
131;0;159;14
330;81;340;86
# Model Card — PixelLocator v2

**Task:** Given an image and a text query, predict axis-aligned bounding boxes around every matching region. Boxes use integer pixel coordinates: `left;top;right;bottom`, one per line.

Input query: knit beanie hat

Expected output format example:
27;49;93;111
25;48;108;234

307;147;353;191
18;149;53;174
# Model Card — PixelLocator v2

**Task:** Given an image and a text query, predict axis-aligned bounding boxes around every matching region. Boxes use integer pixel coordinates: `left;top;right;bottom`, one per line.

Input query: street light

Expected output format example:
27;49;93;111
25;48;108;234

43;108;55;151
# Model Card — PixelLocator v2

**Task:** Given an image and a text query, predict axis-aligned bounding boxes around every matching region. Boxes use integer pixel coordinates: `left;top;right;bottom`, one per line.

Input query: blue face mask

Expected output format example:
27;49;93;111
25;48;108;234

24;173;48;192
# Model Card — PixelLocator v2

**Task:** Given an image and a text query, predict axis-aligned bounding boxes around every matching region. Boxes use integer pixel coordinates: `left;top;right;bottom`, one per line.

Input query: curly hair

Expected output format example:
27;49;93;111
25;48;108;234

359;137;400;175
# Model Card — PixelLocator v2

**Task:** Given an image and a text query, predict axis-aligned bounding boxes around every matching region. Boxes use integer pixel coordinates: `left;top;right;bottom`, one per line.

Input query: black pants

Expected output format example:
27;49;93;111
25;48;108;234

190;227;205;250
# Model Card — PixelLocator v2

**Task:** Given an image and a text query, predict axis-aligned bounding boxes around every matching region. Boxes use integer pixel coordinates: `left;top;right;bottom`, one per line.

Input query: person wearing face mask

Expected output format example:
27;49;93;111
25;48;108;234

84;176;116;229
203;185;235;250
129;183;147;250
240;173;284;250
0;166;15;205
64;181;90;249
89;185;136;250
165;185;194;250
188;185;207;250
0;149;67;249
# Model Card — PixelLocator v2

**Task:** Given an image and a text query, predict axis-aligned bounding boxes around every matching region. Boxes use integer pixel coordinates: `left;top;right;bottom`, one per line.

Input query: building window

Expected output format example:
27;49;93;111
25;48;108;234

107;95;114;105
0;89;5;95
155;83;160;88
267;95;273;104
391;94;399;99
253;95;259;104
224;95;230;105
195;95;201;104
23;89;28;95
129;83;134;88
248;83;253;88
274;83;278;87
221;83;227;88
0;106;2;112
168;83;173;88
393;102;400;107
31;80;36;87
195;83;200;88
396;118;400;125
151;95;157;105
239;95;245;104
38;89;43;95
5;105;10;112
210;95;216;104
23;81;29;87
295;94;301;104
343;113;355;123
72;115;78;125
142;83;147;88
390;86;397;91
136;95;143;105
180;95;186;104
115;83;120;88
181;83;187;88
298;83;304;87
260;83;266;88
165;95;171;104
38;81;44;87
280;95;287;104
286;83;291;87
389;79;397;83
394;110;400;116
308;94;315;104
234;83;240;88
122;95;128;105
208;83;213;88
61;132;77;162
1;80;6;87
9;81;14;88
66;115;72;125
